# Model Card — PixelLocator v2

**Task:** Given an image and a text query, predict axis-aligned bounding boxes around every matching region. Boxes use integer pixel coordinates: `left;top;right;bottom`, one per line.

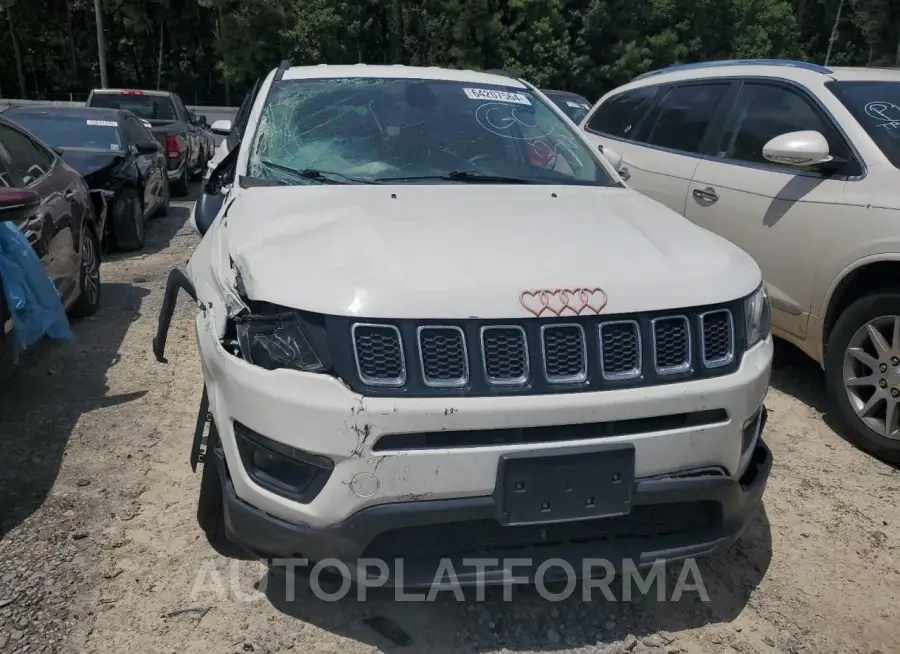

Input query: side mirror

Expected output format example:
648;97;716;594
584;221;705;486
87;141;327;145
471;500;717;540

599;144;625;173
210;119;232;136
0;187;41;223
762;130;832;167
136;142;160;154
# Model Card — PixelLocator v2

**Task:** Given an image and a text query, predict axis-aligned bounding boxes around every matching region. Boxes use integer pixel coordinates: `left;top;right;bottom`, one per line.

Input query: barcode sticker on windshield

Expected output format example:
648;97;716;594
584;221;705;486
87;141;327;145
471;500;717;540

463;88;531;105
566;101;590;109
86;120;118;127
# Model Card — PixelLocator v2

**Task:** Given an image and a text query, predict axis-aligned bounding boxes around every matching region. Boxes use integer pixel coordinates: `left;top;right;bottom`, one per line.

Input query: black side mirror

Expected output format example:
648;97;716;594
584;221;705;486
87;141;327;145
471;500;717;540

136;142;160;154
0;187;41;223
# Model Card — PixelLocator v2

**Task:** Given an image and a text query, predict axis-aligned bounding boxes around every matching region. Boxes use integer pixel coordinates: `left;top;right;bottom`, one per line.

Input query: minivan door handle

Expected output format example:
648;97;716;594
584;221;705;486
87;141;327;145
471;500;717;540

692;187;719;204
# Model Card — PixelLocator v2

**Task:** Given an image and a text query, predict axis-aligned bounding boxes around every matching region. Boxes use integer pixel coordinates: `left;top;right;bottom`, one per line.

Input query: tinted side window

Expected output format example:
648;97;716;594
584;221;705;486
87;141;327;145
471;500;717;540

586;86;658;138
717;83;847;166
125;116;155;147
643;83;731;153
0;123;54;185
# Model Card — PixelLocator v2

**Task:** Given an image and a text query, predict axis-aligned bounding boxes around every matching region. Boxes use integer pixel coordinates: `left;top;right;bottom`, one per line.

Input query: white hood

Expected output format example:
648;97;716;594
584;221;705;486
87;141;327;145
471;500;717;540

224;184;761;319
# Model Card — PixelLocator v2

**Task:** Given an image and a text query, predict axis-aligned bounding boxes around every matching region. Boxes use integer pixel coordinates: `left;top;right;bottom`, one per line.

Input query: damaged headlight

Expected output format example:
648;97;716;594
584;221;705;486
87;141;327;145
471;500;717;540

235;312;325;372
744;283;772;350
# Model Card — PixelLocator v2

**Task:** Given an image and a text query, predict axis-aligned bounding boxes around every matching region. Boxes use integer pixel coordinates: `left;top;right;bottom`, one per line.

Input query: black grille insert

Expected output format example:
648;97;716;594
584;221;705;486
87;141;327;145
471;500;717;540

481;326;529;384
418;326;468;387
352;324;405;386
701;310;734;367
541;324;587;383
599;320;641;379
652;316;690;373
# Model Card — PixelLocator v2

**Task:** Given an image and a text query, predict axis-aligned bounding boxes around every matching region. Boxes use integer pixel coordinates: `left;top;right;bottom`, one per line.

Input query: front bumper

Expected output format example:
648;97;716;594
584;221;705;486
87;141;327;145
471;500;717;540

217;432;771;587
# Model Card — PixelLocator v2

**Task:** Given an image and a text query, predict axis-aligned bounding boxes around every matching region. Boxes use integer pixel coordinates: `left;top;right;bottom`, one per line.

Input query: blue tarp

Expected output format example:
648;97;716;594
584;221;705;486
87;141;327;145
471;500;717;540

0;221;73;358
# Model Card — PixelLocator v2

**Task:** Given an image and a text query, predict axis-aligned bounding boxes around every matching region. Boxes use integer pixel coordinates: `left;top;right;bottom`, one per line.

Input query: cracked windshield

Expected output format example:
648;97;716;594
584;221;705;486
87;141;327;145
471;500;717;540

246;77;614;186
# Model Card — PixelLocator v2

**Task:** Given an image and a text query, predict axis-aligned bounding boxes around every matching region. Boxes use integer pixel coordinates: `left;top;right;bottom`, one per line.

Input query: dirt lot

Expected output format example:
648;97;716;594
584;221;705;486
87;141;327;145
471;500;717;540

0;187;898;654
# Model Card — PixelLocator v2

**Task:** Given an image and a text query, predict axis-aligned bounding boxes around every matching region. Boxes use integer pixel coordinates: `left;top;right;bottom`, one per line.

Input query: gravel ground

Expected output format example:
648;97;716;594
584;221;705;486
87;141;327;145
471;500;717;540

0;186;898;654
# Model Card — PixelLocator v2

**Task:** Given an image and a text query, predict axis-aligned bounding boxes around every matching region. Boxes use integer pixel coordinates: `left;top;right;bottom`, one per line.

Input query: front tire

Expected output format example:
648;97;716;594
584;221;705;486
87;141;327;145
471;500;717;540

172;164;189;197
154;175;170;218
197;421;228;545
826;291;900;464
68;226;101;319
113;189;146;252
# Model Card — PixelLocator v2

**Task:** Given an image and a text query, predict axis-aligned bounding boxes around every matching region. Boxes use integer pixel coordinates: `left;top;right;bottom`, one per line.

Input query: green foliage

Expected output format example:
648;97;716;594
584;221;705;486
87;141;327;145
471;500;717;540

0;0;898;104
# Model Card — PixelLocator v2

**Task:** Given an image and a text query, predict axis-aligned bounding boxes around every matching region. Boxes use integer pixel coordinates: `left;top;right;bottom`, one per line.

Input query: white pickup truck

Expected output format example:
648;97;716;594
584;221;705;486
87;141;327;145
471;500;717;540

155;63;773;587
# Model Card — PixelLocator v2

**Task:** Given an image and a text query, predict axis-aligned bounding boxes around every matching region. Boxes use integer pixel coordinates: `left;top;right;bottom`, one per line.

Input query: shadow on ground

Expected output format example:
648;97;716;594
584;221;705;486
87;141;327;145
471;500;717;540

769;339;828;415
258;505;772;652
0;281;149;537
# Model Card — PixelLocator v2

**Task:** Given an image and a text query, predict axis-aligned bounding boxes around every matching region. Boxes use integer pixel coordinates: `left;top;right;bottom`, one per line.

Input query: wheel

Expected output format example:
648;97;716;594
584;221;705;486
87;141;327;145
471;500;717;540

172;163;189;197
190;152;205;181
68;225;101;319
197;420;228;545
154;174;170;218
113;189;146;252
826;291;900;464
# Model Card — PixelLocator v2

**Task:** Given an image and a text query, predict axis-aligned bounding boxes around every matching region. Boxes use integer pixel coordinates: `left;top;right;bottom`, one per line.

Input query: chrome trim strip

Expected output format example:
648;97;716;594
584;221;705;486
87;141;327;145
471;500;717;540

651;315;692;375
540;323;588;384
480;325;529;386
416;325;469;388
598;320;642;381
351;323;406;387
699;309;735;369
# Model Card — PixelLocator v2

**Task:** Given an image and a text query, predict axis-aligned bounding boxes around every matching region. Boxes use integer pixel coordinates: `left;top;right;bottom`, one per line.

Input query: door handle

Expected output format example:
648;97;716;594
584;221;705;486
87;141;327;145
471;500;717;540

618;166;631;182
692;187;719;204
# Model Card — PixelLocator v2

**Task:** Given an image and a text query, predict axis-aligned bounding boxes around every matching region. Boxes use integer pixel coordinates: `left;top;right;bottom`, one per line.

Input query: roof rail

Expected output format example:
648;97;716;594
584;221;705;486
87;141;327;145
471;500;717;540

273;59;291;82
633;59;832;81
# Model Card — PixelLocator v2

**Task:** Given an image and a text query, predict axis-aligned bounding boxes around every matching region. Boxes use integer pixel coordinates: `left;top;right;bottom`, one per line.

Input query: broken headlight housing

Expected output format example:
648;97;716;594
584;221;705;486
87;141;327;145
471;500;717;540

744;283;772;350
234;310;326;373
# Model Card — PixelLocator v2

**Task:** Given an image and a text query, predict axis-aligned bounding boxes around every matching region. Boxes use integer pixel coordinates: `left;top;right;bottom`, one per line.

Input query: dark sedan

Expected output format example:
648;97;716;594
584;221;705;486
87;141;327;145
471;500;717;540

541;89;593;124
3;105;169;252
0;117;102;380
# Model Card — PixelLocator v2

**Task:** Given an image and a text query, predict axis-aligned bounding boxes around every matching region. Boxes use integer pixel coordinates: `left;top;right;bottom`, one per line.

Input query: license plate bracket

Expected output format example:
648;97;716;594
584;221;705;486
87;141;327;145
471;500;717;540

494;444;635;526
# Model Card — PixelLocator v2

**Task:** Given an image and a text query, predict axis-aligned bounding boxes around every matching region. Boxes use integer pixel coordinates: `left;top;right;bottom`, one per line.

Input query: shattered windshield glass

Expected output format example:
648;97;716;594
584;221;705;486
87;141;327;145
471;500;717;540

245;77;615;186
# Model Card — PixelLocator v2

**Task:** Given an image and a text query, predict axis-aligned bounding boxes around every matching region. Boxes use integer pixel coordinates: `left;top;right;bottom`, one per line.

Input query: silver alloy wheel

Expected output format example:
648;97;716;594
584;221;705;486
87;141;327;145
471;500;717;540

843;315;900;440
82;230;99;306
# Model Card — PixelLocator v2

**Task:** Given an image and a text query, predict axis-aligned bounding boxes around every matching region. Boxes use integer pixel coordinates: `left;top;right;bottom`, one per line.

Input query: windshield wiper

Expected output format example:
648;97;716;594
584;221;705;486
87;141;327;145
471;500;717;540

257;160;374;185
374;170;539;184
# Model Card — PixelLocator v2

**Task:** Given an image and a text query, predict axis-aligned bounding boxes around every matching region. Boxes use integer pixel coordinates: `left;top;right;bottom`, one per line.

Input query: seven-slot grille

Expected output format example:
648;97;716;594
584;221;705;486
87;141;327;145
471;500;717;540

350;309;737;391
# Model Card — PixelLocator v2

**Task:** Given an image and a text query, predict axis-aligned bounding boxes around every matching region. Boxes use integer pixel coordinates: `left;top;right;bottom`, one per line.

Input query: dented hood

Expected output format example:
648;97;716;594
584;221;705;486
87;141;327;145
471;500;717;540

224;184;761;319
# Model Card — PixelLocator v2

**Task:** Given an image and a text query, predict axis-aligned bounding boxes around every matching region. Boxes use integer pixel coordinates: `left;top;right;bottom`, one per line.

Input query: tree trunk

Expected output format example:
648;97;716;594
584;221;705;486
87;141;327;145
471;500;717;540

93;0;109;88
65;0;78;78
156;19;165;89
824;0;844;66
6;8;27;98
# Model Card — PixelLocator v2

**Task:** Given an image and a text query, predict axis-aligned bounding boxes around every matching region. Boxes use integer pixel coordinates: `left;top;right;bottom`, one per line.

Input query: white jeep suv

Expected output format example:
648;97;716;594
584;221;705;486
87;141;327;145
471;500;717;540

580;59;900;464
153;63;773;586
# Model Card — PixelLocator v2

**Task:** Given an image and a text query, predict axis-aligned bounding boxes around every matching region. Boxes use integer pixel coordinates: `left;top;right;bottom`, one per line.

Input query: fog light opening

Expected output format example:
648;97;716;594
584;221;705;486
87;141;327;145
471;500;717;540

234;422;333;503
